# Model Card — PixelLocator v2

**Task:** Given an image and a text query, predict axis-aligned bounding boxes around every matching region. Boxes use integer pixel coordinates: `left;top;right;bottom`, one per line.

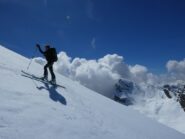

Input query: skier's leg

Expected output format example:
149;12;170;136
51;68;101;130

43;63;49;79
48;63;56;82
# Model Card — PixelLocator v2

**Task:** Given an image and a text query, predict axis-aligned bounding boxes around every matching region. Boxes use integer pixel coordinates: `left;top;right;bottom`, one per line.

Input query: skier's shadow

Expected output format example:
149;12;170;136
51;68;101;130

21;74;67;105
37;82;67;105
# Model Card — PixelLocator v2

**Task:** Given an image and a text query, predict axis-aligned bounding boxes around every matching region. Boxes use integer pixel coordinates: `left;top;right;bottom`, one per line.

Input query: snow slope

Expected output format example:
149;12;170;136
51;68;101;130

0;45;184;139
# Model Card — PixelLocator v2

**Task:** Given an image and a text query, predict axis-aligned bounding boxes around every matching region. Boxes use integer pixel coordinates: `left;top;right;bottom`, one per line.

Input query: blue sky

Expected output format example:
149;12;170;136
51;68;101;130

0;0;185;73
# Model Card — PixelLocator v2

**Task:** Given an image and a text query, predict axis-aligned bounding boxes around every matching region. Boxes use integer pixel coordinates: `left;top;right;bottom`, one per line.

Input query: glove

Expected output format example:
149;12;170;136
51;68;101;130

36;44;40;48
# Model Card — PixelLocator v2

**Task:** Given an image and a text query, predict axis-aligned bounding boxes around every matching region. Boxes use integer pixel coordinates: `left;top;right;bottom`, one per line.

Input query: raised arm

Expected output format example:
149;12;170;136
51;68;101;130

36;44;44;54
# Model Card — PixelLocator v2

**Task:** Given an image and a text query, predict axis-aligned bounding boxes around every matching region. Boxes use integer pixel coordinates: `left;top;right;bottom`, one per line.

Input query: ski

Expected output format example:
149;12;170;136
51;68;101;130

21;70;66;89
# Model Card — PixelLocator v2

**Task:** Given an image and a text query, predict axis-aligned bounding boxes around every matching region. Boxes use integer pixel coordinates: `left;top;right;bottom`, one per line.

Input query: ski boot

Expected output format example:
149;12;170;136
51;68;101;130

41;76;48;81
49;78;56;85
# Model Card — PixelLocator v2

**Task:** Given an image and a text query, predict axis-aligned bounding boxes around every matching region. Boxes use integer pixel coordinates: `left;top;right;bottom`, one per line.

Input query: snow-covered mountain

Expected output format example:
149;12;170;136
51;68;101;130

114;78;185;134
0;45;184;139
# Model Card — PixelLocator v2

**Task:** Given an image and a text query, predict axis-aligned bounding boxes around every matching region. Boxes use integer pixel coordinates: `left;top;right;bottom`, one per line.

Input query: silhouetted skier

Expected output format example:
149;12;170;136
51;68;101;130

36;44;58;84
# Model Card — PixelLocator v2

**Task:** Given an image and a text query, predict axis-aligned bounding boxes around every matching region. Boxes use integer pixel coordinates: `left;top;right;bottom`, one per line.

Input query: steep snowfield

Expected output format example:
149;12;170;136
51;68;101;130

0;45;184;139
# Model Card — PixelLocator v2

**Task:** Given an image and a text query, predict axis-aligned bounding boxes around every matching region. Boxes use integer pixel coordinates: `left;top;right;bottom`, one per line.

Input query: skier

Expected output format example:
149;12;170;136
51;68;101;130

36;44;58;84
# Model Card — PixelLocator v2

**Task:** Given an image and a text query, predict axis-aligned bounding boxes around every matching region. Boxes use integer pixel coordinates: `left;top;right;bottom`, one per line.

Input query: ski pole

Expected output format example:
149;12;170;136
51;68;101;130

26;57;34;71
26;46;38;71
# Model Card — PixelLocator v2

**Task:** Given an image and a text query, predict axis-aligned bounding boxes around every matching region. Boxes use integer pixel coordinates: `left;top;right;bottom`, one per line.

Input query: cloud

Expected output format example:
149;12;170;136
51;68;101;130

34;51;158;97
91;37;96;49
166;59;185;73
130;64;148;74
55;52;72;77
53;52;124;97
166;59;185;80
129;65;148;82
34;50;185;98
33;57;46;66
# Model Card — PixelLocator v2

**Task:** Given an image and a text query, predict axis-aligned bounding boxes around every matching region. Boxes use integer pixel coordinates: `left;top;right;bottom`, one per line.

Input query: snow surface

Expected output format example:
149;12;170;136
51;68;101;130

0;45;184;139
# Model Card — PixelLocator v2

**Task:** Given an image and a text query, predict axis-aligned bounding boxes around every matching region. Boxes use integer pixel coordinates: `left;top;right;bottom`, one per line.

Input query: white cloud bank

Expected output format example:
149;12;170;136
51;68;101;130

34;52;185;97
55;53;127;98
166;59;185;80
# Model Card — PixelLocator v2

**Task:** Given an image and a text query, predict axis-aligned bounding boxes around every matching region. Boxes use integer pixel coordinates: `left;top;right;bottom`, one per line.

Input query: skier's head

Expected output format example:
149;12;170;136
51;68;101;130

45;45;50;50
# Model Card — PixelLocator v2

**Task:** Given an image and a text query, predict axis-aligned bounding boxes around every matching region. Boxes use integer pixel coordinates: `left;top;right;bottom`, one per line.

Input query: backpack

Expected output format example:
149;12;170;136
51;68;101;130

48;48;58;62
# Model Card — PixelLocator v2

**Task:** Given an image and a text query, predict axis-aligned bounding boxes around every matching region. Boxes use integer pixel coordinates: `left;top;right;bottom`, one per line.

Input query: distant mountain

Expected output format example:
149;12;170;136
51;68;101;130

113;78;185;134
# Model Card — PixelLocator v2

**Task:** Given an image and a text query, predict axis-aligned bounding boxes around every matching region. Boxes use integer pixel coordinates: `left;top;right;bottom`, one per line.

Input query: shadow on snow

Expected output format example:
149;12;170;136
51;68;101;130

21;74;67;105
